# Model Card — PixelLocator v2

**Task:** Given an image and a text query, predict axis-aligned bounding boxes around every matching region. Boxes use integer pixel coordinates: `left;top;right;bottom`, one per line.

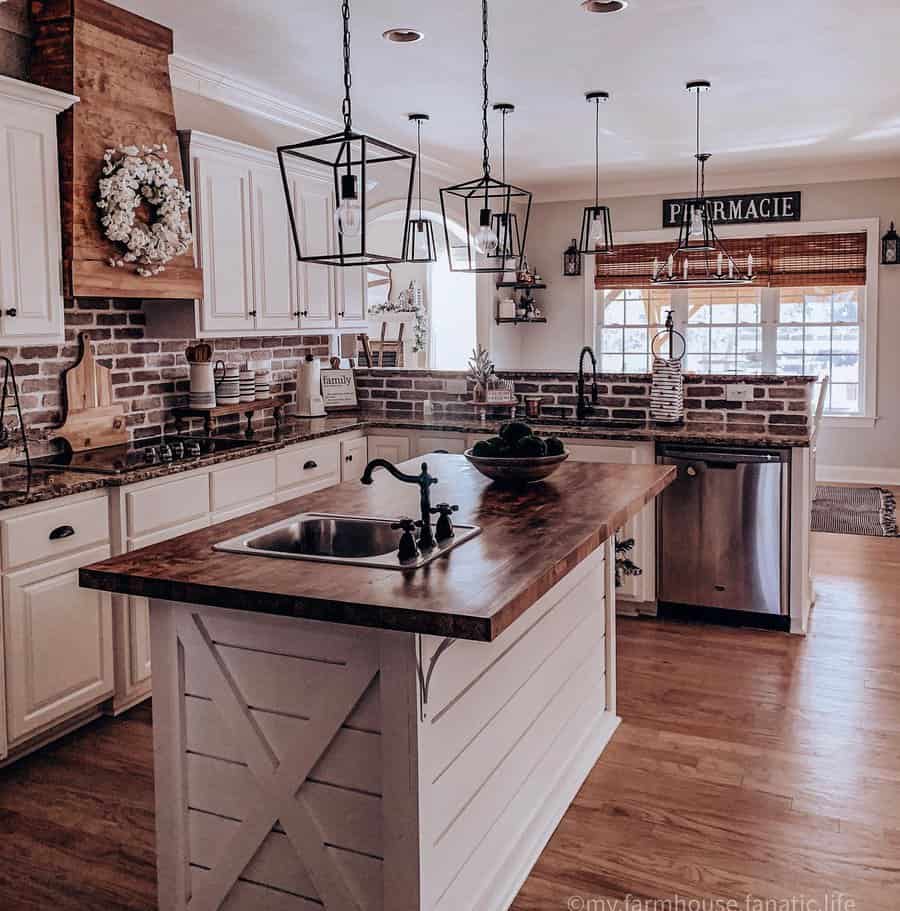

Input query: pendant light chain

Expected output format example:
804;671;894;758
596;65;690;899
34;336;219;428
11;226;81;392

594;96;600;207
416;118;424;219
341;0;352;133
481;0;491;179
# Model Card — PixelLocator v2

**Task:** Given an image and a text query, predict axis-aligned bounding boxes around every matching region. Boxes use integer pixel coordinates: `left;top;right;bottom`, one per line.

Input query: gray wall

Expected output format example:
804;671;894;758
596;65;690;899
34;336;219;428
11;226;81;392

0;1;29;79
523;179;900;475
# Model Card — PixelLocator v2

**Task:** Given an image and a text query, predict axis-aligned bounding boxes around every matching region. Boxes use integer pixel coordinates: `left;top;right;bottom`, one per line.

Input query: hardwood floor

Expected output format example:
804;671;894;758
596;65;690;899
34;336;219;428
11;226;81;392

1;526;898;910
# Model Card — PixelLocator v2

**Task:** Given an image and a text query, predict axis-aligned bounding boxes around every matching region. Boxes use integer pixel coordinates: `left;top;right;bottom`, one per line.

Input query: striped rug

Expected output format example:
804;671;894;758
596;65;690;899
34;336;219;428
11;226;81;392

811;485;899;537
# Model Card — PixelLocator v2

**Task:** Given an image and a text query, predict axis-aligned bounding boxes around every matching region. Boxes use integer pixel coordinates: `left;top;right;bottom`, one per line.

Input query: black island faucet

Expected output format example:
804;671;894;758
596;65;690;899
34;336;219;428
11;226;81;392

577;345;600;420
361;459;459;558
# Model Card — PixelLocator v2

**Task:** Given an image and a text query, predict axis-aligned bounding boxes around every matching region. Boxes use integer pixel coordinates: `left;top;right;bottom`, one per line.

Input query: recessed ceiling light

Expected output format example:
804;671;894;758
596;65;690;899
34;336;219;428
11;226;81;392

382;27;425;43
581;0;628;12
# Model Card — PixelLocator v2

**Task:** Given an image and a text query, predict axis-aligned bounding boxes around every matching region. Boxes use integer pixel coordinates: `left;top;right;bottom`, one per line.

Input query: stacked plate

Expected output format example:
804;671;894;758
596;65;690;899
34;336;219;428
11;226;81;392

217;365;241;406
255;370;271;401
239;368;256;403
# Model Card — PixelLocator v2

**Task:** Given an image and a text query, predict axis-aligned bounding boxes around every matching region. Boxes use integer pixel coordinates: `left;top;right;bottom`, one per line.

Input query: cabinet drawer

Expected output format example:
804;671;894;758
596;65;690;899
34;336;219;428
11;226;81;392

416;434;467;456
276;441;341;491
1;496;109;571
3;545;114;743
210;456;277;513
126;474;210;539
341;438;368;483
564;441;640;464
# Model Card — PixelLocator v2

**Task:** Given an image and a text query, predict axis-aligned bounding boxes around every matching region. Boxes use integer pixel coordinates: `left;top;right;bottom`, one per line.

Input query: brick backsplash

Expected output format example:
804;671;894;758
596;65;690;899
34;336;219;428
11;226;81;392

354;369;814;434
0;299;330;446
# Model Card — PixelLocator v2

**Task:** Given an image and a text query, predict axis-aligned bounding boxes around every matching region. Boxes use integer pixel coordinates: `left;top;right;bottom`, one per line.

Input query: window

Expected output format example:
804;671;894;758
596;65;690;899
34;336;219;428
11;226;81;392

775;287;862;414
685;287;763;375
596;284;867;416
597;288;670;373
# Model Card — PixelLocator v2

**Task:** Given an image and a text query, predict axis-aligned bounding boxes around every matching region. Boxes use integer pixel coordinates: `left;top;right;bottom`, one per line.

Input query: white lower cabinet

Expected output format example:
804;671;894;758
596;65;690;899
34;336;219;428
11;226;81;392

415;433;468;456
563;440;656;606
340;437;368;482
3;545;113;744
367;434;411;464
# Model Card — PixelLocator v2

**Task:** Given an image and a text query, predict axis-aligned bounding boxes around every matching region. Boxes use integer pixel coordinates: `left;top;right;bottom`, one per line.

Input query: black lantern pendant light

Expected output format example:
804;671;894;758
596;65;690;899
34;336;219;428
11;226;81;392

489;103;525;261
405;114;437;263
652;80;754;287
439;0;532;273
577;91;615;255
276;0;416;267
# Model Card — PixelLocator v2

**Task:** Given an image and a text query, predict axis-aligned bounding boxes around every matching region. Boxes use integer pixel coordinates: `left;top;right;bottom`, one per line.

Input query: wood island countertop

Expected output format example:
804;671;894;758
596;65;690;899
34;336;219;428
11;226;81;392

79;454;676;641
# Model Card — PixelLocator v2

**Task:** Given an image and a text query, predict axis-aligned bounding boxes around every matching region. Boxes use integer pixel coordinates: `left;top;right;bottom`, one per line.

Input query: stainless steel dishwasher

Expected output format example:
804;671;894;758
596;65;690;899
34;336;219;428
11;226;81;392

657;444;790;618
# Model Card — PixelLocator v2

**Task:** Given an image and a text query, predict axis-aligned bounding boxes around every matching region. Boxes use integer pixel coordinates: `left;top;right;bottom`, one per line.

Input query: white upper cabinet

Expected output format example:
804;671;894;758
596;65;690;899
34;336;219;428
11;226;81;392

290;175;340;330
192;149;255;335
184;132;362;338
251;167;298;332
0;77;77;345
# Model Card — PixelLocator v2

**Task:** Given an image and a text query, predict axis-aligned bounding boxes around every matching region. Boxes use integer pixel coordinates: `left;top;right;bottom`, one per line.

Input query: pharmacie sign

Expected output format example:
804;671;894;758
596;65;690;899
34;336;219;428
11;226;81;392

662;191;802;228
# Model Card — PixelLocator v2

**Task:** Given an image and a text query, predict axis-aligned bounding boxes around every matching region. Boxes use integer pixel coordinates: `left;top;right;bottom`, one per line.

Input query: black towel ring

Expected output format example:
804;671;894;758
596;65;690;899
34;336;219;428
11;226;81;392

651;311;686;362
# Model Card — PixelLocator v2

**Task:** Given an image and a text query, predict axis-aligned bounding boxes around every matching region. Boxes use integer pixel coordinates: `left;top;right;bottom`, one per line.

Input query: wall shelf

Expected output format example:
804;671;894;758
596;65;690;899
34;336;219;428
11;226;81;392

172;397;285;437
495;317;548;325
495;281;547;290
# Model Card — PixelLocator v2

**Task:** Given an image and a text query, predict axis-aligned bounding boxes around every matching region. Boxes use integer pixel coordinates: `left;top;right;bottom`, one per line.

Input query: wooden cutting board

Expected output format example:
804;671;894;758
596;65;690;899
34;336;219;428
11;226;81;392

54;333;129;451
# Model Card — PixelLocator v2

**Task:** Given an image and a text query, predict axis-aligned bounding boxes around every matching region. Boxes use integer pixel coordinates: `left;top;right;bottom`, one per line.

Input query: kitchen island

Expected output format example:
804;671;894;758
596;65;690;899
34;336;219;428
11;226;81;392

81;454;675;911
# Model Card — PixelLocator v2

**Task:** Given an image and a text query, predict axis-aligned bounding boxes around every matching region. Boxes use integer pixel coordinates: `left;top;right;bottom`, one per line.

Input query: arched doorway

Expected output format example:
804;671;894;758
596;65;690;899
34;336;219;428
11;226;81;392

365;205;476;370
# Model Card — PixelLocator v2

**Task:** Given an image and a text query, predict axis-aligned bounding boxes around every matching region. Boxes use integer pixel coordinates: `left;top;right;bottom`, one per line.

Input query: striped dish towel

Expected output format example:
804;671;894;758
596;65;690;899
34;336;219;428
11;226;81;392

650;357;684;423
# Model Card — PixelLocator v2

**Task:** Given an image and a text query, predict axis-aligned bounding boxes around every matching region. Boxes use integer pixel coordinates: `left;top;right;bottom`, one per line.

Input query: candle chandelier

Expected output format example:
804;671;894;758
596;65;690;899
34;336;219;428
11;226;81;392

277;0;416;267
652;80;754;287
405;114;437;263
577;91;615;255
440;0;532;273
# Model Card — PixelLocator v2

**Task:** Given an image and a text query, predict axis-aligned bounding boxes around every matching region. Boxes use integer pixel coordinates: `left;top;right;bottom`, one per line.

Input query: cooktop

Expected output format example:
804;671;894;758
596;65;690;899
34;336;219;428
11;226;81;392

16;435;256;476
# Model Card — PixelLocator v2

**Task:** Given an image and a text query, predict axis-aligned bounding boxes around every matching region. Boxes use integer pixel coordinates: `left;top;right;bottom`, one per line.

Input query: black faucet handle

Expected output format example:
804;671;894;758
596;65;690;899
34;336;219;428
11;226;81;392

430;503;459;543
391;518;419;562
418;462;439;486
431;503;459;516
391;517;417;533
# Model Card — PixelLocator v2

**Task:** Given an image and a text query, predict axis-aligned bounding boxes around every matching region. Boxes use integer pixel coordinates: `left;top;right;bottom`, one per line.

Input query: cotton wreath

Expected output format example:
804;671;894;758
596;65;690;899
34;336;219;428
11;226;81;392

97;143;192;277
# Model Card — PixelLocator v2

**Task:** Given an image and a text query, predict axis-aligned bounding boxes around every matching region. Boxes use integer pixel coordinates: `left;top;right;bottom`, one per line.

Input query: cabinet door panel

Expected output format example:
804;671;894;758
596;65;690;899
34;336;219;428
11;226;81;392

126;516;211;690
194;155;254;333
251;167;297;332
366;435;411;464
340;437;368;482
337;264;366;328
416;434;467;456
0;110;63;341
293;177;336;329
4;545;113;742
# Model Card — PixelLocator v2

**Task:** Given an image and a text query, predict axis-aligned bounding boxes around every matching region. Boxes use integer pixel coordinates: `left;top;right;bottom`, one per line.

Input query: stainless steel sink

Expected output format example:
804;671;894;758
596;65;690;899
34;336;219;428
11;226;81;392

213;513;481;570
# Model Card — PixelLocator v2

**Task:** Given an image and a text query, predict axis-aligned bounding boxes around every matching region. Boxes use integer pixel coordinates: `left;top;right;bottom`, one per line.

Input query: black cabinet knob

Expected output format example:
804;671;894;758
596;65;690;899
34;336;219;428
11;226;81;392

5;308;17;317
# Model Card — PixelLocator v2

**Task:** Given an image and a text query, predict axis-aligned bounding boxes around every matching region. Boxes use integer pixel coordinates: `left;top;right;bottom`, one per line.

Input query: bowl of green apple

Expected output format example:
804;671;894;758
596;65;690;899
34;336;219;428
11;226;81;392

464;422;569;485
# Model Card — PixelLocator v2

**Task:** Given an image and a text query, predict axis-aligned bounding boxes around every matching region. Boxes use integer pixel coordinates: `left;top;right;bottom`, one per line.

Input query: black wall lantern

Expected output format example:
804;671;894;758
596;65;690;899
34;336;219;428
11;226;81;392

405;114;437;263
440;0;532;273
882;222;899;265
277;0;415;267
577;91;615;255
563;238;582;276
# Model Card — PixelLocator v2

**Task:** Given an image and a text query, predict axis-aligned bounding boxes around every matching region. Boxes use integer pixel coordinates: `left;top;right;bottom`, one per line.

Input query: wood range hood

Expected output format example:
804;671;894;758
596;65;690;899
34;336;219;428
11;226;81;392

29;0;203;300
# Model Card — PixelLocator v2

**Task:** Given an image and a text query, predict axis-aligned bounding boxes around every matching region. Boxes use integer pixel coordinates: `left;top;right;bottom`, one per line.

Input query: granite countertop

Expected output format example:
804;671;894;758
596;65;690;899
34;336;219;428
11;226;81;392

0;409;809;511
80;455;676;641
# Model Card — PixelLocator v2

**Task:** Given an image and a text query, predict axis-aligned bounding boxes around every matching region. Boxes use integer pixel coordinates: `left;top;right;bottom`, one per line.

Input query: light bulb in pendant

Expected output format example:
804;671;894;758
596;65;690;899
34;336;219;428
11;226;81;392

415;223;428;254
590;214;607;242
475;208;498;256
689;205;705;239
334;174;362;238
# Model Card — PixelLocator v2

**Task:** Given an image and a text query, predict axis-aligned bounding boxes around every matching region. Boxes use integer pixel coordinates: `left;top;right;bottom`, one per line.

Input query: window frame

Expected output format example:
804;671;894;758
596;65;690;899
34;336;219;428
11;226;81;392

585;217;880;425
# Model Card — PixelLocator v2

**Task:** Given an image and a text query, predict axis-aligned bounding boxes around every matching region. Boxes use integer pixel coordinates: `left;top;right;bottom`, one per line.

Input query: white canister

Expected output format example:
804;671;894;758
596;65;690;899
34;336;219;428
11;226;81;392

296;354;326;417
499;298;517;319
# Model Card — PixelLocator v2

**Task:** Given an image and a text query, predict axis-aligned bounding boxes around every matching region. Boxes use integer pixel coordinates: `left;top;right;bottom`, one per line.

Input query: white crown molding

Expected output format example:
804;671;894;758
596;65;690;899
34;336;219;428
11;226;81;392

0;74;78;113
531;159;900;204
169;54;465;184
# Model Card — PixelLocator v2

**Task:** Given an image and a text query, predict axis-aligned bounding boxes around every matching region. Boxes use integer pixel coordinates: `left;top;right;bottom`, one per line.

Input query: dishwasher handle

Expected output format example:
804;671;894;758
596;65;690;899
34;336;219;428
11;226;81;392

660;447;784;465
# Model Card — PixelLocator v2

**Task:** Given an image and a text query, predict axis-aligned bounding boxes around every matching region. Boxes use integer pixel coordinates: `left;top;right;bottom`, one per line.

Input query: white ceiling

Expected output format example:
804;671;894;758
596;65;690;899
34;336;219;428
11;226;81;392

118;0;900;200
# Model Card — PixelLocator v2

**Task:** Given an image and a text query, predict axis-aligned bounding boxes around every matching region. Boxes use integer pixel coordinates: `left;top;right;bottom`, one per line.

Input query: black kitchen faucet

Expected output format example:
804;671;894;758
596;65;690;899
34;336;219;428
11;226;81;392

577;345;600;420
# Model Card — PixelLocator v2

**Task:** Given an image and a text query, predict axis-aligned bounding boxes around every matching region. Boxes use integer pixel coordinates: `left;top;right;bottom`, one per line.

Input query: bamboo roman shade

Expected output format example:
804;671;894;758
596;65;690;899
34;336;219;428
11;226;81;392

595;231;867;289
